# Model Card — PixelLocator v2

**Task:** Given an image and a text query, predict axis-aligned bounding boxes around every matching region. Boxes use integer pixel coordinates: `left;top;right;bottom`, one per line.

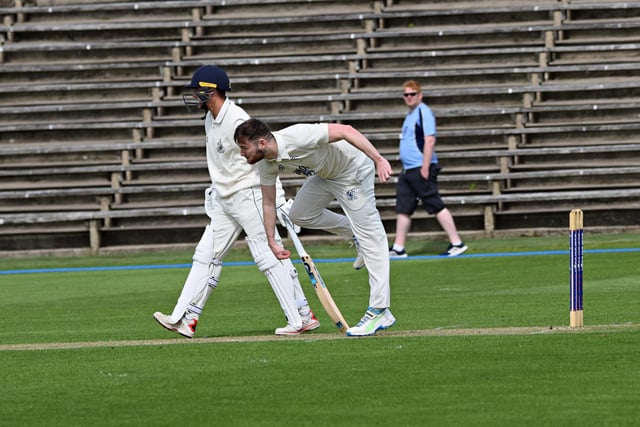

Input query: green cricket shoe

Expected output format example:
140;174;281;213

346;307;396;337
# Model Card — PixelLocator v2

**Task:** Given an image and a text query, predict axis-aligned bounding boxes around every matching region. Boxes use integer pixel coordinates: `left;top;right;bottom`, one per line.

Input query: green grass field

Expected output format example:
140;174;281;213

1;233;639;426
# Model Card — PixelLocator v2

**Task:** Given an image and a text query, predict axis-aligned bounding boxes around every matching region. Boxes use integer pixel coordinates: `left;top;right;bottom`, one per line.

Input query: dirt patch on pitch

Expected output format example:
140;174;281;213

1;323;636;351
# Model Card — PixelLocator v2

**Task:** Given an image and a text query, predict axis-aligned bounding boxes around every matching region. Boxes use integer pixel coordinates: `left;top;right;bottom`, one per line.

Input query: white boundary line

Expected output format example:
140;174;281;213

1;323;636;351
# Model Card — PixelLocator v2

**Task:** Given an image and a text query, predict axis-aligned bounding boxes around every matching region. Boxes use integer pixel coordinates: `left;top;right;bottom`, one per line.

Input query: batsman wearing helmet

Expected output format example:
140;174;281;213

153;65;319;336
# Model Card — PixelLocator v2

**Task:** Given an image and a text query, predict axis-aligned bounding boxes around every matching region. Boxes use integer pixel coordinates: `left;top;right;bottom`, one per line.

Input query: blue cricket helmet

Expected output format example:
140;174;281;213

185;65;231;91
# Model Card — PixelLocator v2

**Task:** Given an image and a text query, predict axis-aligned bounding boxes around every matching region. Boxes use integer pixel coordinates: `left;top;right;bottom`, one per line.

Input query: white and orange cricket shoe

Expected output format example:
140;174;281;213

153;312;198;338
274;311;321;336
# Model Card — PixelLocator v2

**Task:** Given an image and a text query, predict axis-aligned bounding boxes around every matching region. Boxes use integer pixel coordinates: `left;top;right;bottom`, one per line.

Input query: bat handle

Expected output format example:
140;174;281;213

281;214;308;258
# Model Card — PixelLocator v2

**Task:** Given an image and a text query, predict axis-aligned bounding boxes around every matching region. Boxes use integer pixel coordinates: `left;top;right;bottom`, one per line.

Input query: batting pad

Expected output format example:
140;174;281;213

246;236;302;329
169;225;220;323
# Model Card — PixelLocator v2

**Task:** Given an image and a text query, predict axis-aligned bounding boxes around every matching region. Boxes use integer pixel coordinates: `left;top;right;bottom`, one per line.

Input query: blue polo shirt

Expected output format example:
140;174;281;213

399;103;438;170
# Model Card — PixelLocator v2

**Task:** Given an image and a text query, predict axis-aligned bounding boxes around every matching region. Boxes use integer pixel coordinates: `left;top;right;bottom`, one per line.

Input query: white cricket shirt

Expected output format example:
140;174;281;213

258;123;368;185
204;99;258;197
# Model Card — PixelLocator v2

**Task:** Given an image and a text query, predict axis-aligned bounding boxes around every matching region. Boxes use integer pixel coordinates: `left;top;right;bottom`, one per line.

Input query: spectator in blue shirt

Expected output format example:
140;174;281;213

389;80;468;257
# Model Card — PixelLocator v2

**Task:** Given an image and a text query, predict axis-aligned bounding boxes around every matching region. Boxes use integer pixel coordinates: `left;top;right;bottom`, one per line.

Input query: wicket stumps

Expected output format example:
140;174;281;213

569;209;584;328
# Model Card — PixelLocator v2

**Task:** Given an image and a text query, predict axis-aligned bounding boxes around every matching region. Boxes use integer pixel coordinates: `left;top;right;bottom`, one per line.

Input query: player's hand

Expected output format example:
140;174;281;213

269;240;291;260
375;157;393;183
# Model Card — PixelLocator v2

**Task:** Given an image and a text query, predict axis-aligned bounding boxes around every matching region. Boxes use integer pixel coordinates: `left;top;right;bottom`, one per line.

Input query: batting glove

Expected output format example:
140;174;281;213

276;199;301;233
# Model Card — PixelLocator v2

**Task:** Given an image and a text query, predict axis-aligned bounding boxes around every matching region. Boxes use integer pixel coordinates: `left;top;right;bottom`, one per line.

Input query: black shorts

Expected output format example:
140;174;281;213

395;164;445;215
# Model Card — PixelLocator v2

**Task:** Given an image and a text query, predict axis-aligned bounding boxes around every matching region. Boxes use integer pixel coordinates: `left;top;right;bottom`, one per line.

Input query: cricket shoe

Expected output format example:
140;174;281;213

153;312;197;338
301;310;321;331
441;242;468;257
389;247;408;259
346;307;396;337
352;235;365;270
275;312;321;336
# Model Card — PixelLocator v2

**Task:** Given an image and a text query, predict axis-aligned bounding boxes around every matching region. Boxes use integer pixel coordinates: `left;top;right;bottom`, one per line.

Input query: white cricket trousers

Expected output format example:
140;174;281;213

289;160;391;309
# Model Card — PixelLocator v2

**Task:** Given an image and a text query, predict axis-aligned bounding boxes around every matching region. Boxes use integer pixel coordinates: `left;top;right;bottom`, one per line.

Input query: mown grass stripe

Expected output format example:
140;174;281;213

1;323;636;352
2;248;639;275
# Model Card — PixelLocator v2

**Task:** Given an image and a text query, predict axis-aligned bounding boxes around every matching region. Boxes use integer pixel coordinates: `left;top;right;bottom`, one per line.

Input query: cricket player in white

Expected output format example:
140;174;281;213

153;65;320;337
235;118;397;336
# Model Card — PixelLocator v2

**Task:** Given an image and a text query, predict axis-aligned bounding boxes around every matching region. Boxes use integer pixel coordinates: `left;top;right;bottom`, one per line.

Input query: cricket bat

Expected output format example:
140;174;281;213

281;216;349;333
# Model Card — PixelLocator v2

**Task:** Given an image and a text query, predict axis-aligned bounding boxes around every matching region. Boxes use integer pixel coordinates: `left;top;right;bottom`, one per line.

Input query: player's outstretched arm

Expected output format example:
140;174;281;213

261;184;291;259
327;123;392;182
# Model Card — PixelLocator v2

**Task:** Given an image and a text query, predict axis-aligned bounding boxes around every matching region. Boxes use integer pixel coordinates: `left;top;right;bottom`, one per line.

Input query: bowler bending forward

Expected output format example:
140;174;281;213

235;118;396;336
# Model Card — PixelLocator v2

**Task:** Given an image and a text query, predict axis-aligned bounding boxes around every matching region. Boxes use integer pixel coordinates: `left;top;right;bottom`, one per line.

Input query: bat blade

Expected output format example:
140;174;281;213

280;213;349;332
300;254;349;332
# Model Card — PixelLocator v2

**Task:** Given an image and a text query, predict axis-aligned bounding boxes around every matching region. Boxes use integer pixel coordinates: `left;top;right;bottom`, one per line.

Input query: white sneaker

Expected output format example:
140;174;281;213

275;311;321;335
301;311;321;331
346;307;396;337
352;236;365;270
441;242;468;257
153;311;197;338
389;247;408;259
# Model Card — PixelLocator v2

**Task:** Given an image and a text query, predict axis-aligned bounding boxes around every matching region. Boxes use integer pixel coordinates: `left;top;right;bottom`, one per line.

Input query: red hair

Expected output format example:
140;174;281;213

403;80;422;92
